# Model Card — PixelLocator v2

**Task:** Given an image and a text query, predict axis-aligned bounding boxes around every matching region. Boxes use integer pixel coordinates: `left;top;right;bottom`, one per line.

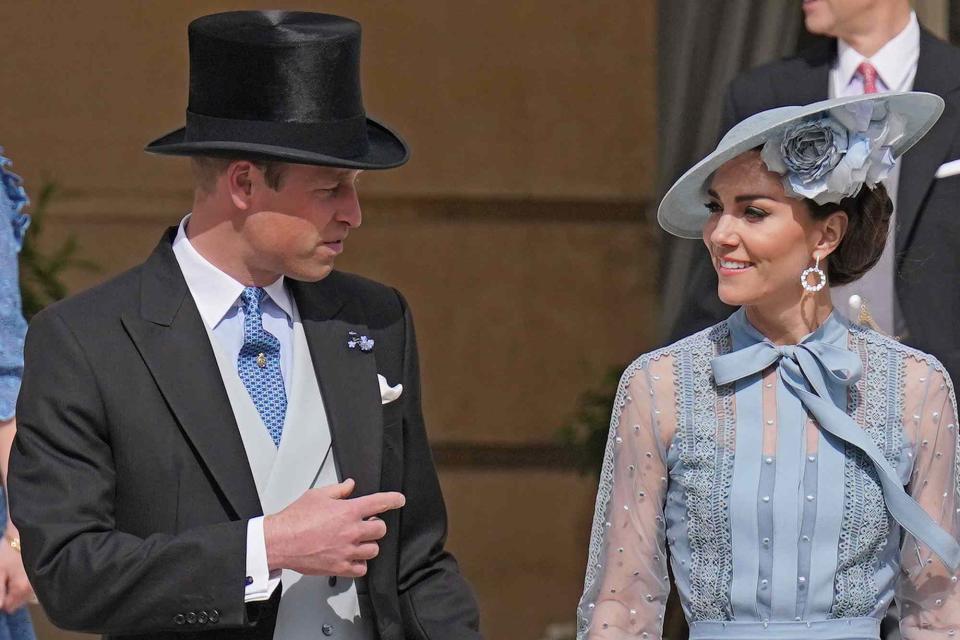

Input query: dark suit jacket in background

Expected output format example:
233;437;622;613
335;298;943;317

668;29;960;384
8;229;481;640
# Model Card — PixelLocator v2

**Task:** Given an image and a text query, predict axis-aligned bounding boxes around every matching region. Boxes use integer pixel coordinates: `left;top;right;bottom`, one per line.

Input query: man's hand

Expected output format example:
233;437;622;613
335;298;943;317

0;529;35;614
263;479;405;577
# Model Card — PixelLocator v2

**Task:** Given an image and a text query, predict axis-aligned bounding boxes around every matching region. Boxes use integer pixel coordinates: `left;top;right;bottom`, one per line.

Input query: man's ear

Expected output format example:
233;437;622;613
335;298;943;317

226;161;256;210
816;209;848;258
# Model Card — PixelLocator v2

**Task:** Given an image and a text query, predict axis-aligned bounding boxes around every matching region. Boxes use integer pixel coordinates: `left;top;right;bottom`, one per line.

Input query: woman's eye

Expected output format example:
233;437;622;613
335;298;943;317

704;201;722;214
745;206;769;219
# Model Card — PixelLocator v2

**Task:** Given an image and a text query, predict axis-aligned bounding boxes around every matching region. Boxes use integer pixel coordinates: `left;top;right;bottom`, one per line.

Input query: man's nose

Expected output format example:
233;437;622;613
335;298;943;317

337;191;362;228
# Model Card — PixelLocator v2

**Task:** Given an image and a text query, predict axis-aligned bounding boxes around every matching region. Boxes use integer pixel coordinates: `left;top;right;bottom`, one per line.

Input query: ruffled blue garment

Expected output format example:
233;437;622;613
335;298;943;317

578;309;960;640
0;151;29;421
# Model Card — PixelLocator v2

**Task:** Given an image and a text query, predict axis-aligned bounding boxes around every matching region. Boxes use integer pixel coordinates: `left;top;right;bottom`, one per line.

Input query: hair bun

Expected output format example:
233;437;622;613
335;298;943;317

807;183;893;286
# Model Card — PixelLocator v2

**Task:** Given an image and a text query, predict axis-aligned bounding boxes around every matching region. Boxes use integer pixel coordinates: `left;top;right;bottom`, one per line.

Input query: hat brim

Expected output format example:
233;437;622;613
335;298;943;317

144;116;409;170
657;92;945;239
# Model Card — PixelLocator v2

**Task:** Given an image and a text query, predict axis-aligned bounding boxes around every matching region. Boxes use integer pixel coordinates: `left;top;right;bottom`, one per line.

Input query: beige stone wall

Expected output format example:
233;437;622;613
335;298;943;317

2;0;655;202
1;2;658;639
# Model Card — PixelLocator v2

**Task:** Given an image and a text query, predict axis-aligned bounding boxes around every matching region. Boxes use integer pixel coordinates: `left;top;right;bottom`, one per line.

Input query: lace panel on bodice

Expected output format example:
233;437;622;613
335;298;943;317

677;324;735;620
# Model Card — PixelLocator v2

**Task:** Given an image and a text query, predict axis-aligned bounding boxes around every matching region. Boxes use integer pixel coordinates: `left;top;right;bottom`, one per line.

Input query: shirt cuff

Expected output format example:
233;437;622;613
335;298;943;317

244;516;281;603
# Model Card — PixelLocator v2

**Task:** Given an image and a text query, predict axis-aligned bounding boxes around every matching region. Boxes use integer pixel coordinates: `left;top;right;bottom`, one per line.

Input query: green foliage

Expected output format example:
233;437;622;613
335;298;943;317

18;183;98;319
557;365;625;475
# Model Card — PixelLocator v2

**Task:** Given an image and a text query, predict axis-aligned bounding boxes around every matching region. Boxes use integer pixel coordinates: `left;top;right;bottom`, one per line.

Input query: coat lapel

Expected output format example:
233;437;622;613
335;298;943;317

896;29;960;255
289;276;383;498
121;230;262;520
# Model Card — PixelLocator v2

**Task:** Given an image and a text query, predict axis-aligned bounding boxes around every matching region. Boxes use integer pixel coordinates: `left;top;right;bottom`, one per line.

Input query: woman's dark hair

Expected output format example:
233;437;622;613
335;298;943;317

805;182;893;286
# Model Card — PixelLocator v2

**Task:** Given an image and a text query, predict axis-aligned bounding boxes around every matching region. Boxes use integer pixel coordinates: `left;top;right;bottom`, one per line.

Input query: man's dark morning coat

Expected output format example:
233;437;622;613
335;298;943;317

8;229;482;640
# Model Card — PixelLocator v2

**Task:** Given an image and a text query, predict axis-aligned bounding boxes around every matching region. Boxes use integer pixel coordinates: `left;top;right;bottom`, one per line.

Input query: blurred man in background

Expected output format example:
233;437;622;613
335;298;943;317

669;0;960;387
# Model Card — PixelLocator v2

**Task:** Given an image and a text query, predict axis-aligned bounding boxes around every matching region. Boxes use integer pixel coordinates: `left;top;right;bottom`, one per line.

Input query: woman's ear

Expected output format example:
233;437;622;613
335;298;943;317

816;209;848;258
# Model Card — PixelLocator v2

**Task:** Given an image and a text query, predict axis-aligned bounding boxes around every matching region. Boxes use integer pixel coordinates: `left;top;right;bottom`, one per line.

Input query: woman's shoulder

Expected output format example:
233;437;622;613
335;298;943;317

848;323;955;389
620;318;733;386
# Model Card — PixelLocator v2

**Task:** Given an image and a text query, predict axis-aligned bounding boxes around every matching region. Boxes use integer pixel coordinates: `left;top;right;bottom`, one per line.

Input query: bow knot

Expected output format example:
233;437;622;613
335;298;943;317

776;345;796;359
712;340;862;397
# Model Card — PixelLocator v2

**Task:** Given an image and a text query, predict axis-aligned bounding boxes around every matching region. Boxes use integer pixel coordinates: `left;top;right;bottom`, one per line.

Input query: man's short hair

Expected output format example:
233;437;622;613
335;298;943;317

191;155;288;194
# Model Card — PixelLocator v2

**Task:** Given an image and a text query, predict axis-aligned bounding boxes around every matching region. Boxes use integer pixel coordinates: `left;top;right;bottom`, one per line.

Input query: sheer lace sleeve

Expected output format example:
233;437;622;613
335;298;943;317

577;355;675;639
897;356;960;639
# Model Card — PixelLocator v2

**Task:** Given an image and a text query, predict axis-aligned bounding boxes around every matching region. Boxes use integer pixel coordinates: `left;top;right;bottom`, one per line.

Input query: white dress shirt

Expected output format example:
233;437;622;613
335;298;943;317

171;215;287;603
828;12;919;336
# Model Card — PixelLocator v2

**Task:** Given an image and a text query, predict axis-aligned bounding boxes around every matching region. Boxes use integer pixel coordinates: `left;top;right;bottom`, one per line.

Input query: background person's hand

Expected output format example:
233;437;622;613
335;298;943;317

263;478;405;577
0;530;34;614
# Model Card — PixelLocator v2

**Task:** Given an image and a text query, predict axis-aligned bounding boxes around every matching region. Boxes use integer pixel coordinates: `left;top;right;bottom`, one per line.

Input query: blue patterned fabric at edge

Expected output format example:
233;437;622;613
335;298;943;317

0;150;29;422
237;287;287;447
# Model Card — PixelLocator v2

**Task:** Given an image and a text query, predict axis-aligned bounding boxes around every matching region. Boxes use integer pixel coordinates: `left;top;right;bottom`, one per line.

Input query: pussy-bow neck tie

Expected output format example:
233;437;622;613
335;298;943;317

712;333;960;571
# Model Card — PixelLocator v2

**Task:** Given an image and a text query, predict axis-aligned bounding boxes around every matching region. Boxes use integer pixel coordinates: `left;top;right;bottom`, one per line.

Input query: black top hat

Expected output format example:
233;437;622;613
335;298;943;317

145;11;408;169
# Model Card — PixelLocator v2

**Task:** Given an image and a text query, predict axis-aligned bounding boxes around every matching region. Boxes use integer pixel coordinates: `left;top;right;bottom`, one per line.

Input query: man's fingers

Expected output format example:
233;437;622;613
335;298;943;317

348;560;368;578
356;518;388;542
351;491;405;518
351;543;380;561
321;478;356;500
332;560;368;578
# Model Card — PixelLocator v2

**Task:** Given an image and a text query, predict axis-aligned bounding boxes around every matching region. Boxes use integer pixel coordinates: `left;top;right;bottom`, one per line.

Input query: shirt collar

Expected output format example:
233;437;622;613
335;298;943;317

836;11;920;91
171;215;293;330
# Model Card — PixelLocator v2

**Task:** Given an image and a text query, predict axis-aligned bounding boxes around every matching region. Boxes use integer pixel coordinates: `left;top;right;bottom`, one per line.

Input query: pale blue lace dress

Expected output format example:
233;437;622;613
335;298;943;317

0;152;34;640
578;309;960;640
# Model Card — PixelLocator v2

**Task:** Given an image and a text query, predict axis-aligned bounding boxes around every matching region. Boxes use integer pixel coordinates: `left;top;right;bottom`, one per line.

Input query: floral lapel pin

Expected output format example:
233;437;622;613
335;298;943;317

347;331;375;352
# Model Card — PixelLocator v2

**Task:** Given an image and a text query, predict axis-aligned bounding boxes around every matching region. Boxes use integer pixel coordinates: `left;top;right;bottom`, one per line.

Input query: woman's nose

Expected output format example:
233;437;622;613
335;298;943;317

708;213;738;247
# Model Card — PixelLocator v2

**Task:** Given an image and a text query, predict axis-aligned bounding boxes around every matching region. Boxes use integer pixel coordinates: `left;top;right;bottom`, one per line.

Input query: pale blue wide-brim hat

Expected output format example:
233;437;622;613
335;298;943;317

657;91;944;239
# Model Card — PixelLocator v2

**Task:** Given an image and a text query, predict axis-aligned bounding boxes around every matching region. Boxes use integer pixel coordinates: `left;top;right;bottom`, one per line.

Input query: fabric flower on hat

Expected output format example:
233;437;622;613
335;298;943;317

0;151;29;251
761;100;904;205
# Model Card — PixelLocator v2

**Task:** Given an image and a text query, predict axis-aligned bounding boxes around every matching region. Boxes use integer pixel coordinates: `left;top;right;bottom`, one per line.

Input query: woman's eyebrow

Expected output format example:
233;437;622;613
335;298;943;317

705;189;773;202
733;194;774;202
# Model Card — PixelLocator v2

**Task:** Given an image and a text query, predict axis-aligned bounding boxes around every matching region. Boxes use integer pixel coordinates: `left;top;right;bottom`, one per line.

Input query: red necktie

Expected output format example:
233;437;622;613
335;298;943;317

856;61;879;94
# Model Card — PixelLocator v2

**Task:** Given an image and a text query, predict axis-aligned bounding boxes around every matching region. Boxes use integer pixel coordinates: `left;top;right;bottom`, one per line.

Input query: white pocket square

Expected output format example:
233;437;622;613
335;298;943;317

378;374;403;405
935;158;960;179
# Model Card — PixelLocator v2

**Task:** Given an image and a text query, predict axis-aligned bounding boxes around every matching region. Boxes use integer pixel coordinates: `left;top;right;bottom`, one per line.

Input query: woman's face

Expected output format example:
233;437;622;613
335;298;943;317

702;150;835;309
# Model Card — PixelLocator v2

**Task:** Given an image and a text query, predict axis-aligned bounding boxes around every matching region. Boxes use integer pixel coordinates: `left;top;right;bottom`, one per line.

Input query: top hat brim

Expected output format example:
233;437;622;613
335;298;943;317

657;92;944;239
144;116;409;170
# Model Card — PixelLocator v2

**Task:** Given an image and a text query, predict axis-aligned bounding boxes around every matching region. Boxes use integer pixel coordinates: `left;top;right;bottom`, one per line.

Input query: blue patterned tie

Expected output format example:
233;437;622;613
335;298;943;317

237;287;286;447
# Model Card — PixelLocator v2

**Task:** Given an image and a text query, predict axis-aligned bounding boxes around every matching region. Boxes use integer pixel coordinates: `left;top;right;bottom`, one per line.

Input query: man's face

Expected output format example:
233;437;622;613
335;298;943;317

242;163;363;282
802;0;884;37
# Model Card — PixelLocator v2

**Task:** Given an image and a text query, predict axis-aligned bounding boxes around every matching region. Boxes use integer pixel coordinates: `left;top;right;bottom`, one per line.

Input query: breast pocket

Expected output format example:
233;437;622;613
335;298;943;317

926;173;960;237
